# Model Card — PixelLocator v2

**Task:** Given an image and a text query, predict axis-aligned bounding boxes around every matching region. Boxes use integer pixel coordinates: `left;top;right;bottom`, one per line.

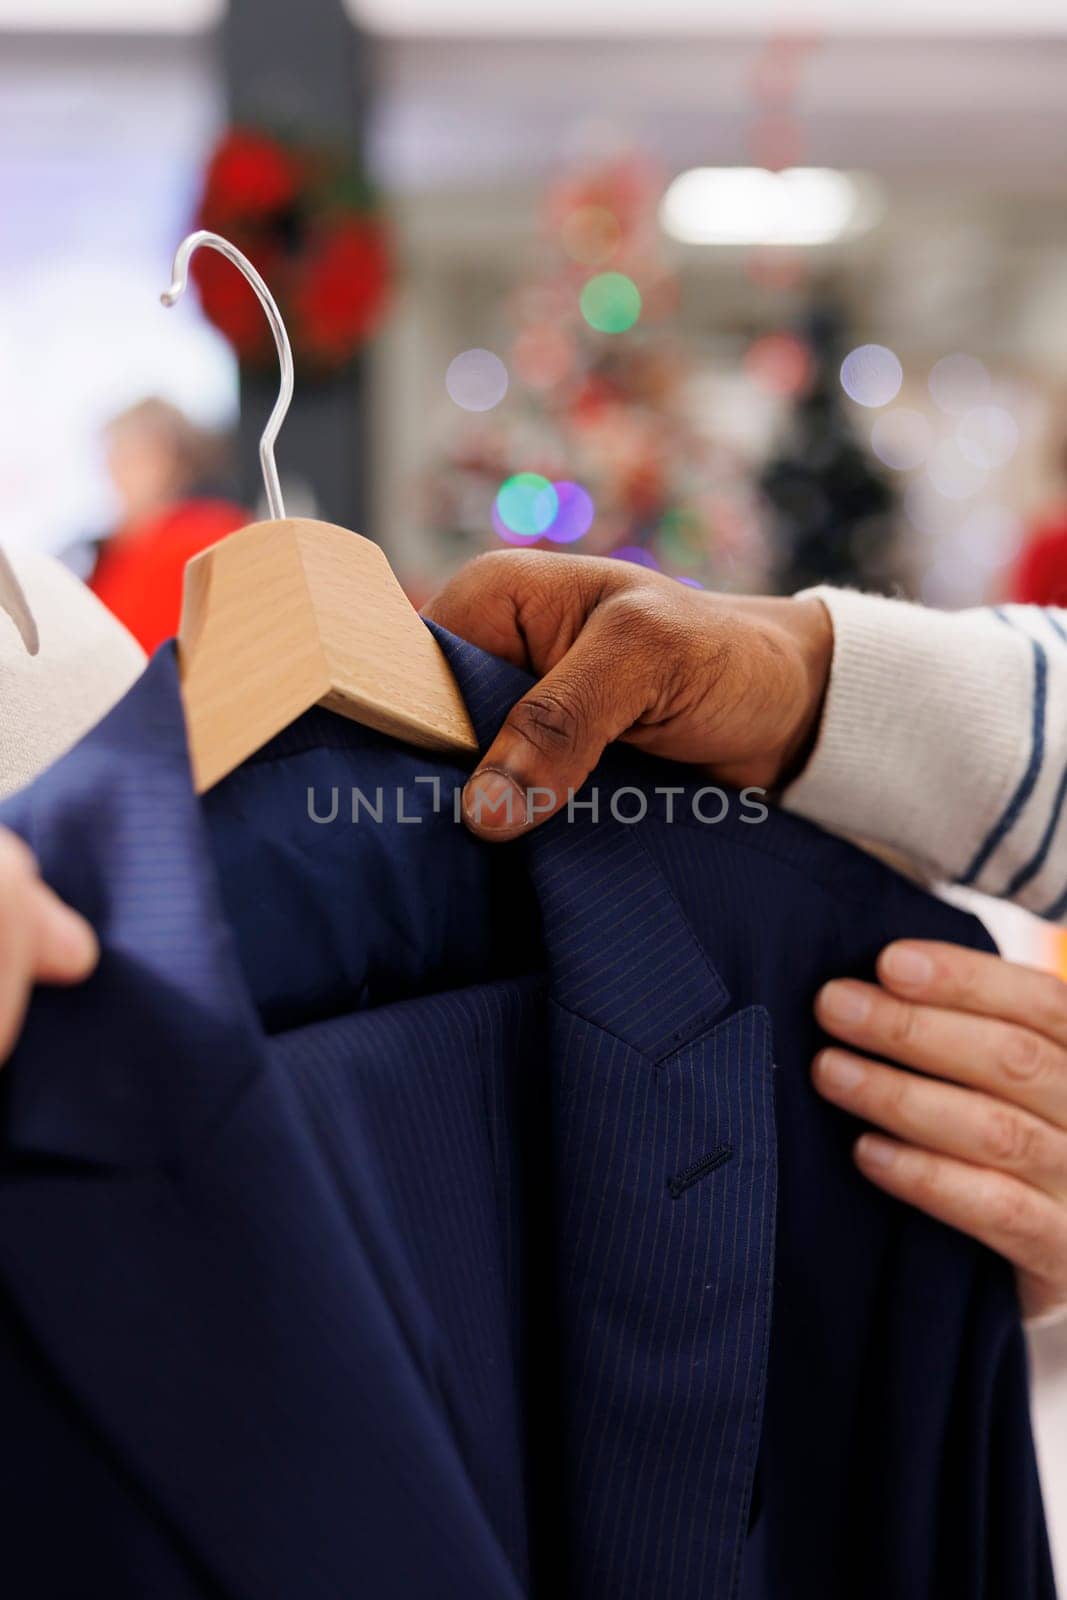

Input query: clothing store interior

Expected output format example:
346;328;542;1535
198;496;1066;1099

2;2;1067;1596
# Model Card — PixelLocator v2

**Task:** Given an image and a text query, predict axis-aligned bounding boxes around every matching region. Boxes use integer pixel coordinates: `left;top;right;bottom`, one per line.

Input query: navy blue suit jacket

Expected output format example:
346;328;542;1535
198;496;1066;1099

0;628;1054;1599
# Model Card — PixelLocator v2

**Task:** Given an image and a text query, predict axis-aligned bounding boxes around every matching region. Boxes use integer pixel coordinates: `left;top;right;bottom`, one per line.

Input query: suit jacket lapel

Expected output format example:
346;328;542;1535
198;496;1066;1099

0;647;522;1600
430;623;731;1055
437;626;779;1599
0;630;775;1600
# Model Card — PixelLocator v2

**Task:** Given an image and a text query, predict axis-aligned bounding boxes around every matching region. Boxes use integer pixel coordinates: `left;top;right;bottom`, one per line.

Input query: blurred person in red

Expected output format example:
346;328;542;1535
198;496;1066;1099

1014;439;1067;606
87;398;249;652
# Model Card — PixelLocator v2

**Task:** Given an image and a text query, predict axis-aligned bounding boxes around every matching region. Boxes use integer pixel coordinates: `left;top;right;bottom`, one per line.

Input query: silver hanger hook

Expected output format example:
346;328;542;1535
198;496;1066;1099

161;229;292;521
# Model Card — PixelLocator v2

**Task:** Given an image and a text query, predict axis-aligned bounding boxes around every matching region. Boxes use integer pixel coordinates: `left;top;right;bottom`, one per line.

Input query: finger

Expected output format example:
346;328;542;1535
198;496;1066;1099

26;879;98;985
877;941;1067;1049
461;600;662;839
853;1133;1067;1302
815;979;1067;1127
422;556;536;667
423;549;608;670
0;836;38;1061
814;1048;1067;1199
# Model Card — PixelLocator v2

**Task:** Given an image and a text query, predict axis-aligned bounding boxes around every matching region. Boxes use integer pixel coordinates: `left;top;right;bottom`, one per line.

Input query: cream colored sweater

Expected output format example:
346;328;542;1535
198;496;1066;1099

786;589;1067;920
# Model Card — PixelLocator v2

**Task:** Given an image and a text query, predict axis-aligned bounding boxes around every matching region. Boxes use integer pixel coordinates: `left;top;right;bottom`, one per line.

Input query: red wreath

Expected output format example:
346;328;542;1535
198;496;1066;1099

192;127;391;375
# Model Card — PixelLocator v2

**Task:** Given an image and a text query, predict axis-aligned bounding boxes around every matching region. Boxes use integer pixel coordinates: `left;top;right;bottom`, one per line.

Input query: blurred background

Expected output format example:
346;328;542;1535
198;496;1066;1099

3;5;1067;1547
5;0;1067;627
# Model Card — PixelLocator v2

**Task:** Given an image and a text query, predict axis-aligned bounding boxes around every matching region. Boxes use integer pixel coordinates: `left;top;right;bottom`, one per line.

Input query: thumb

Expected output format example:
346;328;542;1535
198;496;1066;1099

462;609;654;840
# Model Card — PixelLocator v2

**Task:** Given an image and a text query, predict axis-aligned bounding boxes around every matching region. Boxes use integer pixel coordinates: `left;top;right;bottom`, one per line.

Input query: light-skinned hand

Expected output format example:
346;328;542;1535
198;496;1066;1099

0;827;98;1063
815;942;1067;1320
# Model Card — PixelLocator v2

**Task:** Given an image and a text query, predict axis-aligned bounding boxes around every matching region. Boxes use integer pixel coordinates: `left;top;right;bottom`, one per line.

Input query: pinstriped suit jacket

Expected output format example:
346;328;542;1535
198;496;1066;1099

0;629;1054;1599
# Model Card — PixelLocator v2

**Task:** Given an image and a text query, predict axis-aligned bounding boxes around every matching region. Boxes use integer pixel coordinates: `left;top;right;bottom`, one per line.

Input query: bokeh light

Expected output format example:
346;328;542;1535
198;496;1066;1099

744;332;812;398
491;504;539;546
658;506;706;567
543;480;594;544
904;480;953;538
560;206;621;267
580;272;642;334
839;344;903;408
926;438;987;500
613;545;660;570
445;348;509;412
512;324;574;390
928;353;991;416
495;472;559;538
744;248;808;292
869;407;932;471
920;556;988;608
953;504;1024;571
956;404;1019;470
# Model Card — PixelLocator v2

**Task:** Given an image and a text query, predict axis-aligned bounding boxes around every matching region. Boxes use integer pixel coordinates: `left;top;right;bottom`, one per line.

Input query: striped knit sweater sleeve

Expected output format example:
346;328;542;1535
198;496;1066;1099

782;589;1067;922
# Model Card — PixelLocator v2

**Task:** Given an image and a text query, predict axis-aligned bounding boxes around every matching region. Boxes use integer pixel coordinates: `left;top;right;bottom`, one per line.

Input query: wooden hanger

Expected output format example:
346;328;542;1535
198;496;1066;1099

162;231;477;794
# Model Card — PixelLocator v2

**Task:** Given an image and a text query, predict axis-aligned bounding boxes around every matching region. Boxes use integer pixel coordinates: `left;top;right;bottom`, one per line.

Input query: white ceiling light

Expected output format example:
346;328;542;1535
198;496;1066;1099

0;0;223;29
660;167;878;248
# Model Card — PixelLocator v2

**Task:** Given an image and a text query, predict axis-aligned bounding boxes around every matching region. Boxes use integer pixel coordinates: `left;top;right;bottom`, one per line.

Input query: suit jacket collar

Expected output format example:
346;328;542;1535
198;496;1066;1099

0;628;729;1168
0;644;267;1167
0;628;746;1600
428;624;730;1059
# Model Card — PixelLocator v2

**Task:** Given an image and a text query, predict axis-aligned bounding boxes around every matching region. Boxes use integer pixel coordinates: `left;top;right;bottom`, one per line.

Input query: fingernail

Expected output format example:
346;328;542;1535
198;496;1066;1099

881;944;935;990
819;981;871;1026
855;1134;896;1170
815;1050;866;1093
464;768;527;831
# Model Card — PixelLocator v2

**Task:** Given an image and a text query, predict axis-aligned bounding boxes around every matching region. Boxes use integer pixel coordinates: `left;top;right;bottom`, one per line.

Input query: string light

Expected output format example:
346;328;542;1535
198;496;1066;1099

495;472;559;538
560;206;621;267
956;404;1019;470
929;353;991;416
445;348;509;412
840;344;903;408
926;438;987;500
920;556;987;608
954;504;1023;570
869;408;931;471
512;325;573;390
613;545;660;570
491;504;537;546
580;273;642;334
744;333;812;398
658;506;706;568
543;481;595;544
904;480;953;537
